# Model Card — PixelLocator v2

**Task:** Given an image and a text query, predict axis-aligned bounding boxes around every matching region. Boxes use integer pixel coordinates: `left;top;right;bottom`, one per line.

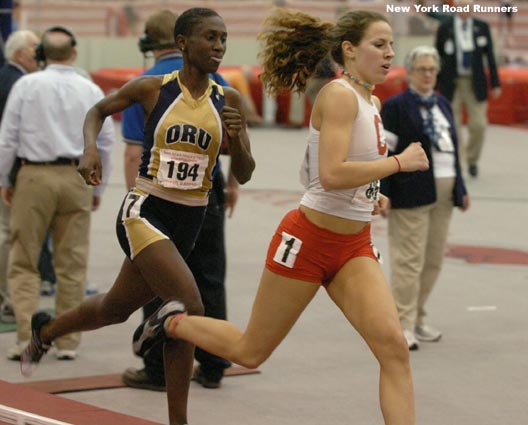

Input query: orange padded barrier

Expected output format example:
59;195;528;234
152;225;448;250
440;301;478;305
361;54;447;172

90;65;528;126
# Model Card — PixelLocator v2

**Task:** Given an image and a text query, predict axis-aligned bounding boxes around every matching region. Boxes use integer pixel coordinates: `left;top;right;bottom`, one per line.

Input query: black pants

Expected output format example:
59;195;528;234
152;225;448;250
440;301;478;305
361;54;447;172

142;170;231;384
38;234;56;283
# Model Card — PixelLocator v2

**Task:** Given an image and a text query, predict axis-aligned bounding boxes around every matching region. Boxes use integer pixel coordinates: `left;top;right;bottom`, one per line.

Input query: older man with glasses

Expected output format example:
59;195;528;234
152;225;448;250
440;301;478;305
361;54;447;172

0;30;40;325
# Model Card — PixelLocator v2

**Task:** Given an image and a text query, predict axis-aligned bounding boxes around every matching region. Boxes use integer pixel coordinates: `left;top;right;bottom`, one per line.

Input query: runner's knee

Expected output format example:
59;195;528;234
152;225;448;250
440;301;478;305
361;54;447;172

232;346;271;369
370;320;410;367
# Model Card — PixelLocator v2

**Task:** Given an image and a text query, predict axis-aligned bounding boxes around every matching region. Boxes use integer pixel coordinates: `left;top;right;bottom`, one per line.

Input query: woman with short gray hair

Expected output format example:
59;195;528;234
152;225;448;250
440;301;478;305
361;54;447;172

403;45;440;74
380;45;470;350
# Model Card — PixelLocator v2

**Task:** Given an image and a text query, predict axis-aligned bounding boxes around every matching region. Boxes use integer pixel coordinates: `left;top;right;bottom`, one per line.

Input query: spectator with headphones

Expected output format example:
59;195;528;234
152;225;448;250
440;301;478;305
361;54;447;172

0;26;115;360
120;9;237;390
35;28;94;300
122;10;184;190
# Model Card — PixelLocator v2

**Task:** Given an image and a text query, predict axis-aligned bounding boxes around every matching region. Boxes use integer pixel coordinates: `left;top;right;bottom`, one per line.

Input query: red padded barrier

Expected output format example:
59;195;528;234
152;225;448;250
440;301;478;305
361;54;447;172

488;68;528;124
90;65;528;126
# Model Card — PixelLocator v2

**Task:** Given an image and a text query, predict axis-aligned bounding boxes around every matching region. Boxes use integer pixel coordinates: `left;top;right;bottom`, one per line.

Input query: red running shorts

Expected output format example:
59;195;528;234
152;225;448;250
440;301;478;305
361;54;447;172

265;209;380;287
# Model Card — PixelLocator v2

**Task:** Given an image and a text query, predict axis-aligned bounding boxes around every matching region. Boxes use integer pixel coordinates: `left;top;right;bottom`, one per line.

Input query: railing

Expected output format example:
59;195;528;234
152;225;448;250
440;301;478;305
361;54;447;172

0;404;73;425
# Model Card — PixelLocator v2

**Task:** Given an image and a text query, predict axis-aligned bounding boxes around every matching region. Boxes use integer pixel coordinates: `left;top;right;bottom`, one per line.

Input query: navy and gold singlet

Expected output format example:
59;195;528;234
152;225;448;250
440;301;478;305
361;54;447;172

135;71;225;206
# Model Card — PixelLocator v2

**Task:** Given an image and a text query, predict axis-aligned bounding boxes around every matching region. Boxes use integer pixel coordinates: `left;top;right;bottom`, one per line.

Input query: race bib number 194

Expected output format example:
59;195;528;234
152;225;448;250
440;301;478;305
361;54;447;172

157;149;209;190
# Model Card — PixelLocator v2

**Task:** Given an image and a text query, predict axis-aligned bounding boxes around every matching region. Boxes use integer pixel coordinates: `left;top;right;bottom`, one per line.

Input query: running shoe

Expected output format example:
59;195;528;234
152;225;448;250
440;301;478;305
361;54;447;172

55;349;77;360
20;311;52;377
133;299;186;357
6;340;29;361
192;365;222;389
403;329;419;351
0;303;16;323
415;325;442;342
40;280;55;296
122;367;166;392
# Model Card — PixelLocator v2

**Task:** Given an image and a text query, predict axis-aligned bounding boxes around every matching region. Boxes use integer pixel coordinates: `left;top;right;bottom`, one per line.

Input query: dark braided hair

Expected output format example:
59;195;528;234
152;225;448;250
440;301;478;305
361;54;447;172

174;7;221;39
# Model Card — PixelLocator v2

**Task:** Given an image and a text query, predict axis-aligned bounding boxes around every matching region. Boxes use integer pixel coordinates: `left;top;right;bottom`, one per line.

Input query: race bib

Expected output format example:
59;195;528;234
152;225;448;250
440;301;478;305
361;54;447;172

357;180;380;203
273;232;302;268
120;190;147;222
157;149;209;190
371;244;383;264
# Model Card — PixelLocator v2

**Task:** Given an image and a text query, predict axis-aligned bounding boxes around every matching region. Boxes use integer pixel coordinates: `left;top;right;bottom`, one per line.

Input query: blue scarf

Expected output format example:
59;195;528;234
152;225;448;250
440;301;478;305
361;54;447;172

410;90;441;151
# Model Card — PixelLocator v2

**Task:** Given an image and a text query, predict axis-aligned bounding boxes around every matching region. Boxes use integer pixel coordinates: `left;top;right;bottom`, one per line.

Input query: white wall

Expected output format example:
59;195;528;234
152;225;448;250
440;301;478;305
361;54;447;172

76;36;262;71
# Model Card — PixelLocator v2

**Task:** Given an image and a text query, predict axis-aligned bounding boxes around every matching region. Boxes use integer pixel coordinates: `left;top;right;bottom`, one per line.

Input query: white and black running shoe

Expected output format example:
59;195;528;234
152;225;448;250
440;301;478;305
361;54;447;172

20;311;52;377
133;299;186;357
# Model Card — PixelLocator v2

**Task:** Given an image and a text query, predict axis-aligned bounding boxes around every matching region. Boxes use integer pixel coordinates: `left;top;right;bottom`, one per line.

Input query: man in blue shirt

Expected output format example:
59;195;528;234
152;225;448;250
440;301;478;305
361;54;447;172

121;9;237;390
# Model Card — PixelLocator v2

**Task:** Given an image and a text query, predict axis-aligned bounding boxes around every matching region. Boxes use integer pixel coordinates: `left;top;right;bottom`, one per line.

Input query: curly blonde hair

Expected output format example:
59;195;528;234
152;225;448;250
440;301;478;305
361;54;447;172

258;8;388;96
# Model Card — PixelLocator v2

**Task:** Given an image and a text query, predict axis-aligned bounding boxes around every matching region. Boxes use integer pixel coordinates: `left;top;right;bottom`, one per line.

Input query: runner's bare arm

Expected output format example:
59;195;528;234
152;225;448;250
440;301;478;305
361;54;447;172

79;76;163;185
221;87;255;184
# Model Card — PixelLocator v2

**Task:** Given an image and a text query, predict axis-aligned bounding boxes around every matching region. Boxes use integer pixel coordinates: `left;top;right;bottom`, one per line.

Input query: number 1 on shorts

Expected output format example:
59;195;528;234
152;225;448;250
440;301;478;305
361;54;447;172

273;232;302;268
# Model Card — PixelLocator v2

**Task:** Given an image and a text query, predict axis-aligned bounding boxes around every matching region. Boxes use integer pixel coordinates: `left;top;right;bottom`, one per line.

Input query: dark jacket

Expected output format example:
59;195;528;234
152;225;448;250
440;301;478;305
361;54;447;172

435;16;500;102
0;62;24;120
0;63;26;185
380;89;467;209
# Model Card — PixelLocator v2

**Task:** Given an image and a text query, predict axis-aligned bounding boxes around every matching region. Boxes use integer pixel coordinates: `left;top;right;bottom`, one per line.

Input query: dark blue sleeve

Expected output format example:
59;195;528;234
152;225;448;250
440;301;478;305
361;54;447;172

210;72;230;87
121;103;145;144
380;96;400;138
380;97;401;199
0;0;12;48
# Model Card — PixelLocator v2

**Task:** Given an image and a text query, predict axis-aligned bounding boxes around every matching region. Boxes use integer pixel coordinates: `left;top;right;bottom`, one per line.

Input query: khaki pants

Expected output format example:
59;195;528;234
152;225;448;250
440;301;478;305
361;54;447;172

388;178;455;331
452;77;488;166
0;199;10;305
8;164;92;349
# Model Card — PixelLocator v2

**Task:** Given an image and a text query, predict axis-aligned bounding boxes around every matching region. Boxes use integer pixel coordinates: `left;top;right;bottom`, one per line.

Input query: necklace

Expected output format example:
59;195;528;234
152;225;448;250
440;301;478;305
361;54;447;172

342;70;375;92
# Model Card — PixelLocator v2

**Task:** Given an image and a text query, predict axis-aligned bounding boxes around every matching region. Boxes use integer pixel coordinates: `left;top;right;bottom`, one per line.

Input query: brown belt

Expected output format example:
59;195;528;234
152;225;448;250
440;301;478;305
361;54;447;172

20;158;79;166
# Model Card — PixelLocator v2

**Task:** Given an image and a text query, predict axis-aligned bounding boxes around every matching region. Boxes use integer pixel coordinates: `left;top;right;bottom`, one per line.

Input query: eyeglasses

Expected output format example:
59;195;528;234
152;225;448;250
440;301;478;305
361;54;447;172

413;67;438;75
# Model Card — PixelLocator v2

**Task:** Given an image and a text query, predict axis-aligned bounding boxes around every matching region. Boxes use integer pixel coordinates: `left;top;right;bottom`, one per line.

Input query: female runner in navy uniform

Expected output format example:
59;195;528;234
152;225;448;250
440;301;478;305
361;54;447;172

21;8;254;425
135;8;429;425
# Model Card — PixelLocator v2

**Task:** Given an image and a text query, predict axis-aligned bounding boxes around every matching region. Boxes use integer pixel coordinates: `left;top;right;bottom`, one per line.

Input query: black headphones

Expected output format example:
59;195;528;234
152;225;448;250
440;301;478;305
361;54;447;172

35;26;77;63
137;34;176;54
